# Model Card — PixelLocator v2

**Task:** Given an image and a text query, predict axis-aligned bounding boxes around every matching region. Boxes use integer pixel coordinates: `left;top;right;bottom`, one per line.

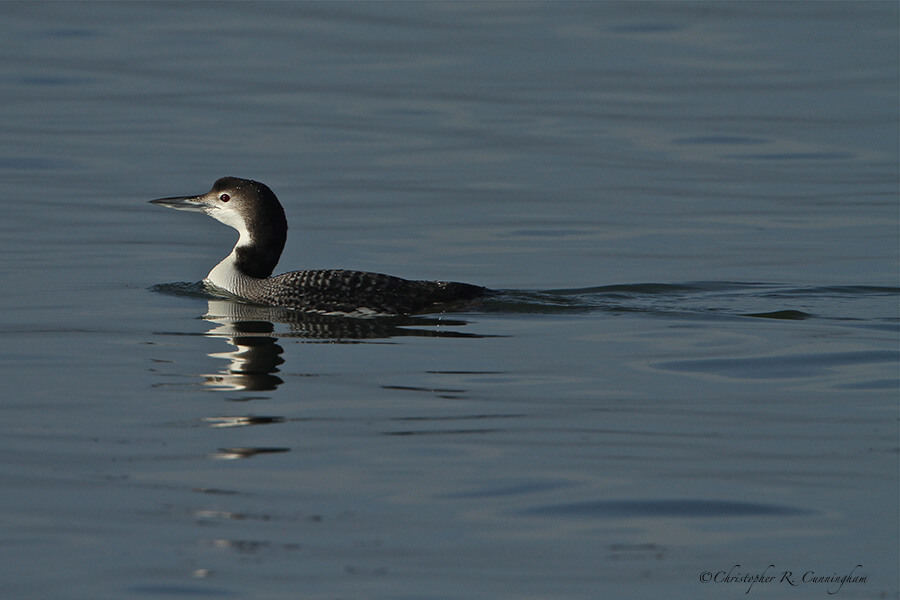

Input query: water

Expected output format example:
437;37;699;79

1;2;897;599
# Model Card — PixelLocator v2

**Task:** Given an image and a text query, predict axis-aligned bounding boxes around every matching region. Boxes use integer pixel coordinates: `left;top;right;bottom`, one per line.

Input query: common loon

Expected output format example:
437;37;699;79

150;177;488;315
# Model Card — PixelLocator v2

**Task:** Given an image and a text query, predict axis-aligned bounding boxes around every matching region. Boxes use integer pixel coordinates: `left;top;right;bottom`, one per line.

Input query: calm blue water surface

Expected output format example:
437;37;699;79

0;2;897;599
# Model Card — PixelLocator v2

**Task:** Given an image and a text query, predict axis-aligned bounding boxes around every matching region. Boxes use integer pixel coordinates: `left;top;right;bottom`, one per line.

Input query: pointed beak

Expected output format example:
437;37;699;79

149;194;209;213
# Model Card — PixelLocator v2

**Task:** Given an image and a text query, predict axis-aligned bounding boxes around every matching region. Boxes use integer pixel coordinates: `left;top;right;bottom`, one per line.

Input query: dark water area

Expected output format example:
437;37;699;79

0;2;897;599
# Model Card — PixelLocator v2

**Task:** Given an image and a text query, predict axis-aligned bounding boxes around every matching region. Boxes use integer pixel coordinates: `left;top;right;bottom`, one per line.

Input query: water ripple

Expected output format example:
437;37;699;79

519;498;812;519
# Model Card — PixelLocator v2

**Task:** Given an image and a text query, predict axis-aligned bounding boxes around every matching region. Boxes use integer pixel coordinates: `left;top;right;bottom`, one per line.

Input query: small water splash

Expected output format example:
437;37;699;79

149;281;218;300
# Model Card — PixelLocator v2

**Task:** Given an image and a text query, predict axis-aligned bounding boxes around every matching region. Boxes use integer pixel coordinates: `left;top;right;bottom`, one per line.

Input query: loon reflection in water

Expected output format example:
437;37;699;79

150;177;488;315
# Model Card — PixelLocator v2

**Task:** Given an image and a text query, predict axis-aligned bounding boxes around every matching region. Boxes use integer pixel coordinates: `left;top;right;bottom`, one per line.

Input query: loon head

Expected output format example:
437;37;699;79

150;177;288;279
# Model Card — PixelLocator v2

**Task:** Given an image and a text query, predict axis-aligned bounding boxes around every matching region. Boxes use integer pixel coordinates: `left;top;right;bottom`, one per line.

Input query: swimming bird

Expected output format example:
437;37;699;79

150;177;487;315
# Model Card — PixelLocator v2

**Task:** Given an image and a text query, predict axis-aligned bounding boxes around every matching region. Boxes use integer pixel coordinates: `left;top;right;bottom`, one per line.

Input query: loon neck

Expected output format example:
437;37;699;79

206;223;286;294
206;250;260;295
218;202;288;280
233;240;281;279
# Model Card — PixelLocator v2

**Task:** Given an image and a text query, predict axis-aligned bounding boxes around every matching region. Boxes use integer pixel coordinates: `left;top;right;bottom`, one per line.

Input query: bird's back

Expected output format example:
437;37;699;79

251;269;487;315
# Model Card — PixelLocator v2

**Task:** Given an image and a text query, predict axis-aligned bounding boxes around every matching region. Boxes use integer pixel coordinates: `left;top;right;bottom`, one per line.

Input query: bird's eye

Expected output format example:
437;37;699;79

219;193;230;202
